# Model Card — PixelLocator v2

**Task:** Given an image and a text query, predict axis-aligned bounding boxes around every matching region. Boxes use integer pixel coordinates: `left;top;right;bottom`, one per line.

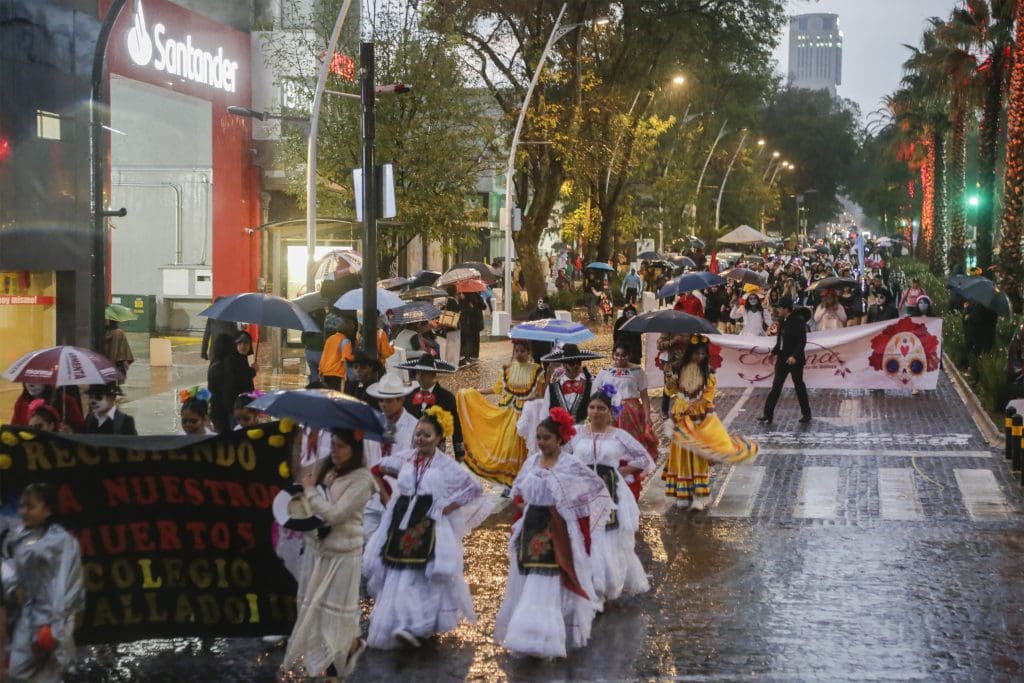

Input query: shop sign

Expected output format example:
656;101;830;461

0;295;55;305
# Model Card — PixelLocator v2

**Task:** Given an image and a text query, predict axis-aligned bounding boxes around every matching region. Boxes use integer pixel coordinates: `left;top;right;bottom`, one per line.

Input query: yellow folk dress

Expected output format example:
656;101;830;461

457;361;546;486
663;368;758;501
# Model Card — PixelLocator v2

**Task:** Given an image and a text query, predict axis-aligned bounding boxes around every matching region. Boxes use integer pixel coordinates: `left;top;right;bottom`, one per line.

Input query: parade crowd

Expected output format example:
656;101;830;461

3;232;998;682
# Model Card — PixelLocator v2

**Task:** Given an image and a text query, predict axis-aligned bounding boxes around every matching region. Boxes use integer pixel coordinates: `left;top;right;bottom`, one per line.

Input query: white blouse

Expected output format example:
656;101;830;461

592;367;647;404
566;426;652;473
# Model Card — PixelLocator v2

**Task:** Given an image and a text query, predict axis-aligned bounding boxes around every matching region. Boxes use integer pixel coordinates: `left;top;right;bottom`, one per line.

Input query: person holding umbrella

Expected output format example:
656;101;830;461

758;297;812;425
10;384;84;433
221;331;257;428
613;304;643;365
458;289;485;364
104;317;134;382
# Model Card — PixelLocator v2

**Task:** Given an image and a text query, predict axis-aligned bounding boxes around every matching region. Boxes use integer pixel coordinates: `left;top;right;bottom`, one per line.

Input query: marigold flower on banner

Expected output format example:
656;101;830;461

0;454;11;469
18;431;35;441
278;461;290;479
279;417;295;433
246;428;265;440
1;432;18;447
268;435;286;448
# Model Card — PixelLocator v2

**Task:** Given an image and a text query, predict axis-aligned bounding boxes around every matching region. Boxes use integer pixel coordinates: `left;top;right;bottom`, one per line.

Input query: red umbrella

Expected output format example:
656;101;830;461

456;279;488;293
2;346;121;386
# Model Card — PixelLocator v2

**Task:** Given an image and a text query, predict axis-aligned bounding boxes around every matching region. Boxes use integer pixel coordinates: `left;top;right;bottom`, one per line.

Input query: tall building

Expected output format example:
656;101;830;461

787;13;843;95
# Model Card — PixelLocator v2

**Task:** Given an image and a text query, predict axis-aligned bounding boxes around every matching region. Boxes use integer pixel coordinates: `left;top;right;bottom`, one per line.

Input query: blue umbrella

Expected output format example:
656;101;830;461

334;287;405;312
585;262;616;272
658;272;727;299
200;293;319;332
390;301;442;325
247;389;390;441
510;319;595;344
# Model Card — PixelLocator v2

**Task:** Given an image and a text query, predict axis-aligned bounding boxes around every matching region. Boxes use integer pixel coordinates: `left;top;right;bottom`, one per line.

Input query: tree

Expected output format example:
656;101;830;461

759;88;860;231
428;0;785;300
265;1;497;274
999;0;1024;310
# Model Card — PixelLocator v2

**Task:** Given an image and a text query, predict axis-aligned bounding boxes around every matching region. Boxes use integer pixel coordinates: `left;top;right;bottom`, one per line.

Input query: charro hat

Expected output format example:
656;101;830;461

540;343;603;363
366;371;418;399
272;484;327;532
774;296;795;310
395;356;457;374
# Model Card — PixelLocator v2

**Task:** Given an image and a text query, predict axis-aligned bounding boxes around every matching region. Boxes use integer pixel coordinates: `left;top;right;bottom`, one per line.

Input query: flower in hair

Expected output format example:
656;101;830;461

179;386;212;405
424;405;455;439
598;383;618;398
548;407;577;443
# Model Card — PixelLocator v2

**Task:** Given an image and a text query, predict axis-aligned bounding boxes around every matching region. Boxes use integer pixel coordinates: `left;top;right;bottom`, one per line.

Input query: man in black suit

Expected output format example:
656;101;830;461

758;297;812;424
397;356;464;458
541;344;602;424
343;350;383;409
84;383;138;435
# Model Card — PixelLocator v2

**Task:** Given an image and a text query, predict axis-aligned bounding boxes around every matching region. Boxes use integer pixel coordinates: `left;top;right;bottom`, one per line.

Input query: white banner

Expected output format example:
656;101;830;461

704;317;943;390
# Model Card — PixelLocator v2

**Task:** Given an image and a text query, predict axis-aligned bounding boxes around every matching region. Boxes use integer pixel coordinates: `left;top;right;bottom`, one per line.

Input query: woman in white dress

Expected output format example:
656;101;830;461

592;344;659;499
566;390;651;604
283;428;376;681
364;406;485;649
729;292;772;336
495;408;612;658
813;288;847;330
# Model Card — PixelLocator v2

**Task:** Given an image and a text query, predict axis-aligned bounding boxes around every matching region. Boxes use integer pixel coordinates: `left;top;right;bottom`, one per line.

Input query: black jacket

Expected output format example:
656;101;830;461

773;312;808;365
343;379;380;410
404;383;462;446
219;350;256;419
548;370;593;424
84;410;137;435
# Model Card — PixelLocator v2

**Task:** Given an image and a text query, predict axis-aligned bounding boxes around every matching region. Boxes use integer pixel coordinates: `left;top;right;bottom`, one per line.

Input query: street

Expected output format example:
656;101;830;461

65;336;1024;681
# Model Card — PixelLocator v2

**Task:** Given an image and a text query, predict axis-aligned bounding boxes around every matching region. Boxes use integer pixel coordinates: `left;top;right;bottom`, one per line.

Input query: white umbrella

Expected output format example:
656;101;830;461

334;288;405;312
3;346;121;386
717;225;772;245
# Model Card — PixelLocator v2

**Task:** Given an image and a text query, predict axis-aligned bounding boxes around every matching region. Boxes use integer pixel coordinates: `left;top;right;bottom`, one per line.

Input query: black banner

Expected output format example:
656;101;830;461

0;423;298;643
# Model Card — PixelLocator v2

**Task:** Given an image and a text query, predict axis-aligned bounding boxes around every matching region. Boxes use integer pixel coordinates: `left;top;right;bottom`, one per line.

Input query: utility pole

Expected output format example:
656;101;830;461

360;42;378;359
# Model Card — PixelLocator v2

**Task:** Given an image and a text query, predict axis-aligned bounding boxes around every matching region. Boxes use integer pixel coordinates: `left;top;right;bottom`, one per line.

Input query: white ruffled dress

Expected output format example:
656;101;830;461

363;448;486;649
494;451;612;658
566;426;652;603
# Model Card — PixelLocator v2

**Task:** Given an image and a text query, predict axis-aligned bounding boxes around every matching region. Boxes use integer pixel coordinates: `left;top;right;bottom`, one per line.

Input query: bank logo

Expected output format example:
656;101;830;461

126;1;154;67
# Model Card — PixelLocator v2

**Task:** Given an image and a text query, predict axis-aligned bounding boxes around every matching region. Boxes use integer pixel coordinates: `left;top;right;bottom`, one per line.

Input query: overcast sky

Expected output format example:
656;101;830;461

772;0;960;119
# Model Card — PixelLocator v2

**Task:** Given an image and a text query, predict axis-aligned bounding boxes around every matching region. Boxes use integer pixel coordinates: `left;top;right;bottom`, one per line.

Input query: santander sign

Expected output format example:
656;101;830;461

125;0;239;93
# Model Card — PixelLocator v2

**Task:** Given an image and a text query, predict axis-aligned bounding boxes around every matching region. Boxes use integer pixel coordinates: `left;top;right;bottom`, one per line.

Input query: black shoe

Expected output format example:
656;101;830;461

757;415;773;423
799;415;812;423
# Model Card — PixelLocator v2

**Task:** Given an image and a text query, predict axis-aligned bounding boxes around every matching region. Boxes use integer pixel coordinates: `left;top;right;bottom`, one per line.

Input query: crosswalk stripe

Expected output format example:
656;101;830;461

877;468;923;521
710;466;765;518
763;448;992;458
954;468;1015;521
793;466;840;519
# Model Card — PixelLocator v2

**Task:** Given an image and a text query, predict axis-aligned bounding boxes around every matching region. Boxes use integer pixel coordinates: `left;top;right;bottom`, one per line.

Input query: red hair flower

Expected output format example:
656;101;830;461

548;407;577;443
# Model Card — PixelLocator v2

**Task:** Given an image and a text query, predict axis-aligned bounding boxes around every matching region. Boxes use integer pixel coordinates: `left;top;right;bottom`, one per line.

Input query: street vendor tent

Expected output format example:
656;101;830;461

717;225;771;244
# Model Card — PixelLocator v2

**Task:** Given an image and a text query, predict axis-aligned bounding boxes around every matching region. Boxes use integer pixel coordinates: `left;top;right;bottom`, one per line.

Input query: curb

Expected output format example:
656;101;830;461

943;352;1003;448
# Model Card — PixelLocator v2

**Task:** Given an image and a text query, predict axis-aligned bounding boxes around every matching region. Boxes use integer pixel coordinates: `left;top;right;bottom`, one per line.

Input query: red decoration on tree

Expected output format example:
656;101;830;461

328;52;356;81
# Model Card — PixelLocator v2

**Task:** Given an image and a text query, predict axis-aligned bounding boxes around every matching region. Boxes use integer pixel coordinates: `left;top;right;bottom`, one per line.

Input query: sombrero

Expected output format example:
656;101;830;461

395;356;456;374
272;484;327;531
540;343;603;363
367;371;418;399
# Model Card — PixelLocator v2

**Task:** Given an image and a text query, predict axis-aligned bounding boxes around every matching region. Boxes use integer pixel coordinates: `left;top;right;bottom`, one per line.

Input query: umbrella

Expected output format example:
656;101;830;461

807;276;859;292
436;267;483;287
510;319;596;344
378;276;410;290
743;255;765;264
401;286;448;301
406;270;442;289
456;279;488;293
200;293;319;332
958;277;1012;317
638;251;664;261
620;310;718;335
105;304;137;322
688;236;706;249
658;272;727;299
247;389;390;441
291;291;330;313
585;262;616;272
800;247;817;254
947;273;973;290
717;225;771;244
334;288;405;312
3;346;121;386
672;256;697;269
390;302;443;325
451;261;499;283
722;268;767;287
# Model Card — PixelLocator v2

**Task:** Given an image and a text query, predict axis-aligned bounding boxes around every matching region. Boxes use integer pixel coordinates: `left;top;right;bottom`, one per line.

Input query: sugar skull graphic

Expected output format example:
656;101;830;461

868;318;940;387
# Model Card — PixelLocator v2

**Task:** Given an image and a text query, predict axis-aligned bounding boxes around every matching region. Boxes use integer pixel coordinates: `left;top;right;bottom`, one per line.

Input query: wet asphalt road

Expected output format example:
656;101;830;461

67;330;1024;681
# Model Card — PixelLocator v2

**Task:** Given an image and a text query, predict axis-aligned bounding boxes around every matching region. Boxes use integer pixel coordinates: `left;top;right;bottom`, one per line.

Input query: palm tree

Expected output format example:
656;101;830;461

999;0;1024;310
885;87;932;255
954;0;1015;271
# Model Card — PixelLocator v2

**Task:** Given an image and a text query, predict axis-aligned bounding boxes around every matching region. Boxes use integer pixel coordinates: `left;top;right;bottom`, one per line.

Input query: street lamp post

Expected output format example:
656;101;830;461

502;4;606;316
714;130;748;233
692;119;728;237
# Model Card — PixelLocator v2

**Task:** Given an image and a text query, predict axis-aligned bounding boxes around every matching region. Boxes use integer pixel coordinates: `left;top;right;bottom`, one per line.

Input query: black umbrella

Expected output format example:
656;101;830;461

291;291;329;313
378;276;411;290
401;286;448;301
958;277;1012;317
390;302;443;325
638;251;664;261
247;390;390;441
620;310;718;335
807;276;859;292
200;293;319;332
722;268;767;287
406;270;442;289
450;261;499;283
